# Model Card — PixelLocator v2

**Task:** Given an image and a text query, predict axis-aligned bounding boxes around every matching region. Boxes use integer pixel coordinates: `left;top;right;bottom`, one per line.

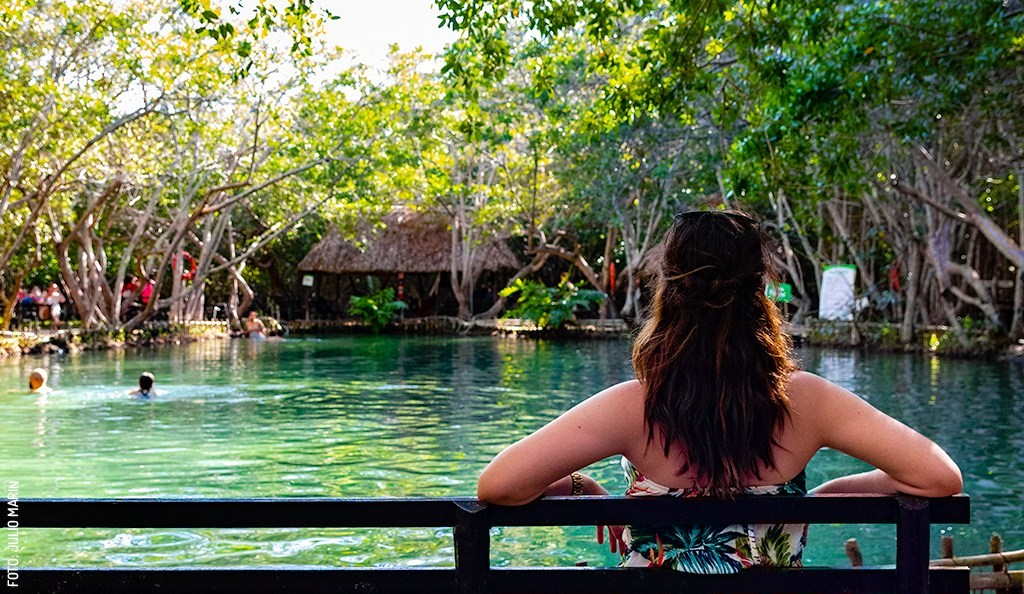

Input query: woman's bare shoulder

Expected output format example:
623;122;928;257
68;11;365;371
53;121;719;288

786;370;866;409
785;370;844;405
786;369;827;390
581;379;647;443
597;378;644;400
782;370;853;432
583;379;645;420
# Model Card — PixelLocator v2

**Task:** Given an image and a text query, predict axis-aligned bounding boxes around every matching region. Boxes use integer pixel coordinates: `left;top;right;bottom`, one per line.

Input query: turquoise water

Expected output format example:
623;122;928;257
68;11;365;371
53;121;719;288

0;336;1020;568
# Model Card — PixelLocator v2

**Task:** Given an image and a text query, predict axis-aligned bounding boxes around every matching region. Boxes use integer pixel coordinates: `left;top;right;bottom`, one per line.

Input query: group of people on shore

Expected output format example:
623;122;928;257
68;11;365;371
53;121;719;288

15;276;158;330
17;284;66;330
16;278;268;334
28;367;157;399
119;276;155;321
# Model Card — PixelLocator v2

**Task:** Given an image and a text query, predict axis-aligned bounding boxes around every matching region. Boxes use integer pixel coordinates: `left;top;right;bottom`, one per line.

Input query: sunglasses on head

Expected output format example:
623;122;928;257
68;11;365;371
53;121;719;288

674;210;756;224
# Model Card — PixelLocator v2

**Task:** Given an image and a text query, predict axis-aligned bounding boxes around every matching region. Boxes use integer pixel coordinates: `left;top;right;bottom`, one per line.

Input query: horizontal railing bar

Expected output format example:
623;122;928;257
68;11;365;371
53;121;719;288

490;494;970;526
493;567;971;594
17;494;969;528
16;567;971;594
18;498;470;528
17;568;457;594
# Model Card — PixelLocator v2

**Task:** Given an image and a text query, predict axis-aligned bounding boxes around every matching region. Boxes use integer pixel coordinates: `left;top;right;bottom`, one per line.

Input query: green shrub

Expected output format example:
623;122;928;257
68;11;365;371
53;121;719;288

348;287;408;331
500;276;606;329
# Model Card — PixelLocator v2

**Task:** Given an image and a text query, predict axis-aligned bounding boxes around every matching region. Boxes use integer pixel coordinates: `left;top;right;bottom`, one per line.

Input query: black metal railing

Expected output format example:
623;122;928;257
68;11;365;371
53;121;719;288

17;494;970;593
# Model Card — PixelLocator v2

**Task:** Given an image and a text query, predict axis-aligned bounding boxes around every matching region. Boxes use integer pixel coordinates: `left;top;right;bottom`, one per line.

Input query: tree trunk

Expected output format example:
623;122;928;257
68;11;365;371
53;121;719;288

824;192;871;288
170;251;184;323
900;246;922;344
226;220;242;328
923;219;971;346
767;189;812;323
900;147;1024;270
450;201;474;321
599;225;619;319
0;273;27;331
616;187;666;318
915;188;1004;331
473;250;550;320
1011;166;1024;339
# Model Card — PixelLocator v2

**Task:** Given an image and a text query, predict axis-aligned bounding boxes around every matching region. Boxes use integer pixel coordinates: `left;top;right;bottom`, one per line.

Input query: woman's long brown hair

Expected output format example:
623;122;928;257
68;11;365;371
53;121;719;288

631;210;797;493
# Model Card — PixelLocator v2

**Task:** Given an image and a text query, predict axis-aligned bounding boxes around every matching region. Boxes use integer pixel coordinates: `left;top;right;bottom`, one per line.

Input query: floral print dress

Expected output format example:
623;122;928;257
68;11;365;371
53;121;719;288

620;457;809;574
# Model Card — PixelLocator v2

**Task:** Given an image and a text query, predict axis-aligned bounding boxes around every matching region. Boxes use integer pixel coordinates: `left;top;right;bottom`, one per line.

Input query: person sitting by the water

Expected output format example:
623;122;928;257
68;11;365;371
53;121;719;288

476;209;962;573
32;285;50;322
25;285;43;305
121;276;139;299
44;283;66;331
140;278;154;306
245;311;267;339
120;276;142;320
129;372;157;398
28;368;50;394
13;287;39;328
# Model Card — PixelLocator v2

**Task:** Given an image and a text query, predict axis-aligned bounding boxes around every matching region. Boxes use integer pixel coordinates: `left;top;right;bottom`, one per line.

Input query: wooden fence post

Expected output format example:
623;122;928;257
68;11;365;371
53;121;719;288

845;538;864;567
942;535;954;560
992;533;1011;594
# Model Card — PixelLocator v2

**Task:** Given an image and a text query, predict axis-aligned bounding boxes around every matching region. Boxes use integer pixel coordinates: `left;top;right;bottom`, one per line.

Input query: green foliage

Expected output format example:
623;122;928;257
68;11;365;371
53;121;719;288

433;0;1024;348
500;277;605;329
178;0;335;74
348;288;408;332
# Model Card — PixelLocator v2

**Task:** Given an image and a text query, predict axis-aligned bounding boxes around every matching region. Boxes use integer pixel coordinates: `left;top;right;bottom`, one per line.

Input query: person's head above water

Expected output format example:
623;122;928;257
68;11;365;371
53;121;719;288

138;372;155;393
28;368;48;392
631;209;797;493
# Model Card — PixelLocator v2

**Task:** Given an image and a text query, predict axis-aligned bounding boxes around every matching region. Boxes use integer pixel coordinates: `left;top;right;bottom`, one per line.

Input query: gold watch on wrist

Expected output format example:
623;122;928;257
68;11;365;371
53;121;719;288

570;471;584;496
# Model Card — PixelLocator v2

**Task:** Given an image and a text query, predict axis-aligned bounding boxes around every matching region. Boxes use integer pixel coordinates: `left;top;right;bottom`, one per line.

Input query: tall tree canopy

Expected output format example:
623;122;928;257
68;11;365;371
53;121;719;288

3;0;1023;343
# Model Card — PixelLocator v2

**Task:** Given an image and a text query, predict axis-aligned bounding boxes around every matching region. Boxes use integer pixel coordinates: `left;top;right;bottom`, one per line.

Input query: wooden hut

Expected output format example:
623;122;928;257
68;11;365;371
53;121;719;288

297;209;520;318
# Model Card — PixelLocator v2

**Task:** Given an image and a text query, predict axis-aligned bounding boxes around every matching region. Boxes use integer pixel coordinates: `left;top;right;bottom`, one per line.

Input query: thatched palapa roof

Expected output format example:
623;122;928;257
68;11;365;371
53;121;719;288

298;209;520;274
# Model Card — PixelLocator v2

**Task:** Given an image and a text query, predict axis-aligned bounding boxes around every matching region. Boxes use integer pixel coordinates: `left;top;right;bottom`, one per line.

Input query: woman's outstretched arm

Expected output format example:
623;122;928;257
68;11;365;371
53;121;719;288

477;380;643;505
793;372;962;497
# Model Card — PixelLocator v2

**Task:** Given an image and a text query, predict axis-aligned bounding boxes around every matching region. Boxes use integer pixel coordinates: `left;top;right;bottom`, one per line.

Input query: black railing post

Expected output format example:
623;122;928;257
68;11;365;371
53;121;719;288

454;500;489;594
896;495;930;593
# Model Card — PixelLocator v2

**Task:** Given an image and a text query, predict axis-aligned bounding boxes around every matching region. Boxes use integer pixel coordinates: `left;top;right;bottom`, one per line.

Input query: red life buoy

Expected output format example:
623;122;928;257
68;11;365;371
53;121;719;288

172;251;198;281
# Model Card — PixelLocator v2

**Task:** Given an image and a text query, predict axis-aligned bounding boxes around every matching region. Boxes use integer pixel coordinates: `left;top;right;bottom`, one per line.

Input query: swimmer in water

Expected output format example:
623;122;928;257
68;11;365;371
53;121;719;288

245;311;267;339
28;368;50;394
129;372;157;398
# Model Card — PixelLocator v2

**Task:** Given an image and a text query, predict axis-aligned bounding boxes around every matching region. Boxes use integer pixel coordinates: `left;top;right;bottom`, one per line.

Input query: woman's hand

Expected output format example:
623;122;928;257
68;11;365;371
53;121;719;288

546;473;627;555
596;524;626;555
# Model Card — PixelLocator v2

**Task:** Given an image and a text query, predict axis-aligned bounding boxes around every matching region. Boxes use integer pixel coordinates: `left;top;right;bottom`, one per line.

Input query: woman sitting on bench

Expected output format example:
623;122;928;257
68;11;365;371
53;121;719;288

477;209;962;573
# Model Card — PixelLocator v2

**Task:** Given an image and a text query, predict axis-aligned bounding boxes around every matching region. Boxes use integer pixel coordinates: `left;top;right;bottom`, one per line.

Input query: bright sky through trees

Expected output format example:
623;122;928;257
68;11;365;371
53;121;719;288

325;0;457;69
